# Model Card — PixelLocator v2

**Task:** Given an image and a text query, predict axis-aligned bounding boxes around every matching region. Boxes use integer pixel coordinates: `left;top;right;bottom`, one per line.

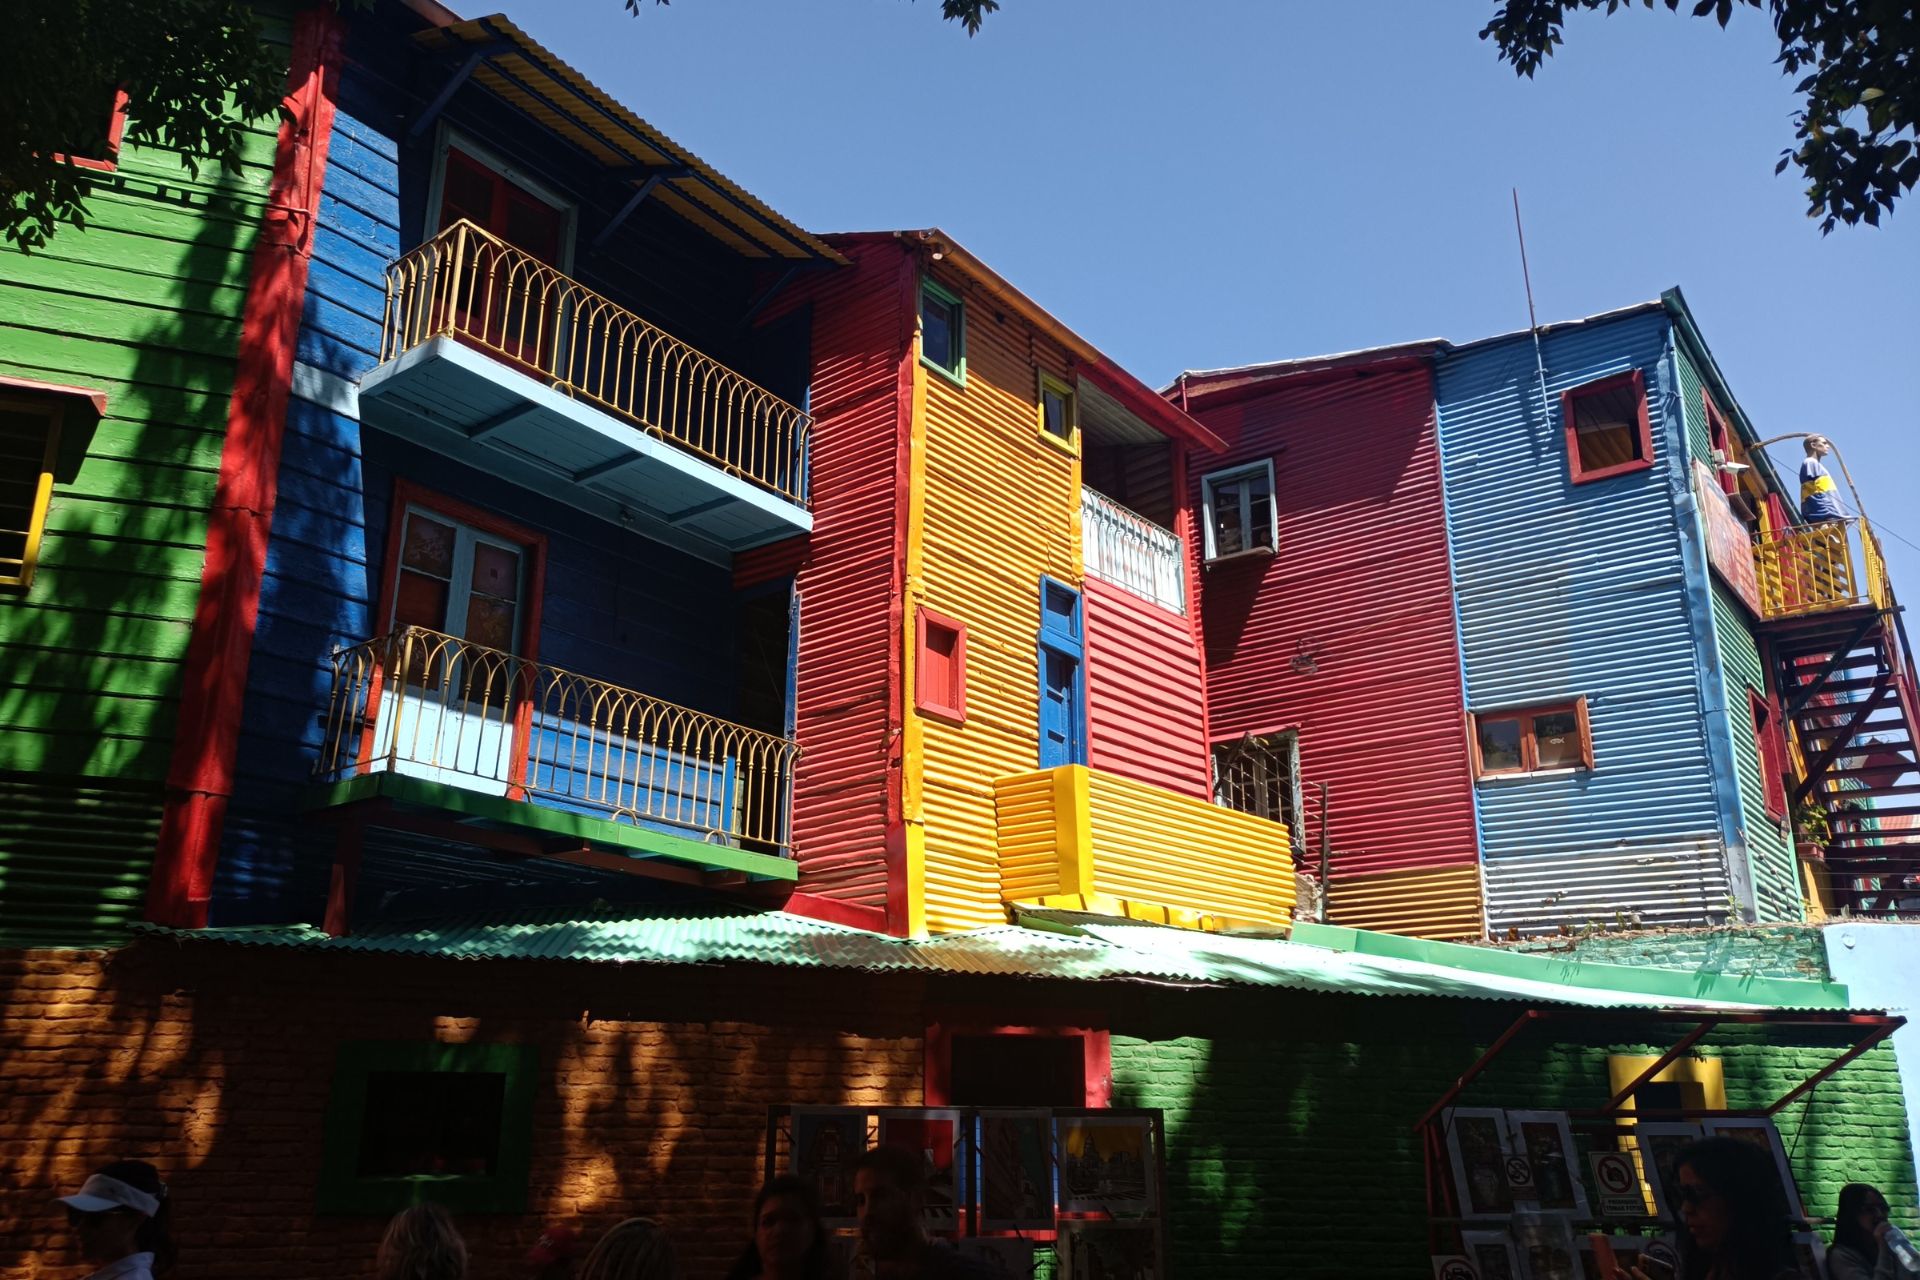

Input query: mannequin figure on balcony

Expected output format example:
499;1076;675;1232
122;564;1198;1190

1800;435;1847;525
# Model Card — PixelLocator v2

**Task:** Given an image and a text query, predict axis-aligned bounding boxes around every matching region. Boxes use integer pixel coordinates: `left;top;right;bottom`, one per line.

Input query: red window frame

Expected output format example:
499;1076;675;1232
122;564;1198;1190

50;88;130;173
925;1008;1111;1108
362;480;549;795
1470;698;1594;778
1748;689;1790;820
1562;369;1655;484
436;145;568;264
914;606;968;724
1702;392;1737;495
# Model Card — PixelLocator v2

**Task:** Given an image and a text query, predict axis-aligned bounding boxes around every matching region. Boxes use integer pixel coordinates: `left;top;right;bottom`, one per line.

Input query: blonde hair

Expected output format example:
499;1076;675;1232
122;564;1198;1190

376;1204;468;1280
578;1218;678;1280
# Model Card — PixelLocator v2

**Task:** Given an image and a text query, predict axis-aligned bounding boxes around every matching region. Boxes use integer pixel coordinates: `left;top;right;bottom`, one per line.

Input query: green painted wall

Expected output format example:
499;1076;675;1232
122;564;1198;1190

1505;923;1829;981
0;23;290;946
1111;993;1913;1279
1673;344;1801;922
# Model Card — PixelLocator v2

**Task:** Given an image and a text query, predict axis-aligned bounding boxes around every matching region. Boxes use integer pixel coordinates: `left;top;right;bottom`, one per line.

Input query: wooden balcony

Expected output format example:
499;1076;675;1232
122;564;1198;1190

1754;518;1893;622
360;220;812;554
994;764;1295;929
310;626;799;881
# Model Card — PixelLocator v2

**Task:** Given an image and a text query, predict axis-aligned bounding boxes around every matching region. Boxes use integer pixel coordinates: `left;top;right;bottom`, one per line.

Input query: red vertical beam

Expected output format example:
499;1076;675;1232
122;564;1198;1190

146;5;347;928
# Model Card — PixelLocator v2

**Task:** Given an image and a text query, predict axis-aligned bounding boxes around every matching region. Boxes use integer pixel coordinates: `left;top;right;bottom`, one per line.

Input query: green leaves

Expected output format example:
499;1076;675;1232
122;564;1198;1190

1480;0;1920;233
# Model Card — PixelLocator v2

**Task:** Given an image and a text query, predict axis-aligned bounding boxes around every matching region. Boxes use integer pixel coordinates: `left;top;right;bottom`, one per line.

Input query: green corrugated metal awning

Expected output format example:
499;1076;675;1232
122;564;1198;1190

134;907;1856;1011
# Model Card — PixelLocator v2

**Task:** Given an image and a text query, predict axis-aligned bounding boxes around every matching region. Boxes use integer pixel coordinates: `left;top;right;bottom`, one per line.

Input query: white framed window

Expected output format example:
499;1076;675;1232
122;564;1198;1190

1201;460;1277;562
389;504;529;656
424;125;578;271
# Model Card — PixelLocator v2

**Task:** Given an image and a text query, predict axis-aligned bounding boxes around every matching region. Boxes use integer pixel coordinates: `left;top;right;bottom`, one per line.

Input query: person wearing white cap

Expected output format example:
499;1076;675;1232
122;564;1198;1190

56;1160;175;1279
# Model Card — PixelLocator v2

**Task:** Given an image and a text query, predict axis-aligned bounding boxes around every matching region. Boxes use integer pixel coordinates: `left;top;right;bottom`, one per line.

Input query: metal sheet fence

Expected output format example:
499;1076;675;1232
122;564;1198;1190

380;219;811;504
317;626;799;854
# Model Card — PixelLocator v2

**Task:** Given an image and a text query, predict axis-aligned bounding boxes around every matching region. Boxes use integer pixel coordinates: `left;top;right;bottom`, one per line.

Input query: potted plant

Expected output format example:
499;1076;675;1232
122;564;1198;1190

1793;801;1830;862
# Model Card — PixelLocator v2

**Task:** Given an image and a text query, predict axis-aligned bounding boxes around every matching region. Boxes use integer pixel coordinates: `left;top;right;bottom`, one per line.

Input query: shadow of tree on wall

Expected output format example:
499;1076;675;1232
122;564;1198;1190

0;151;267;948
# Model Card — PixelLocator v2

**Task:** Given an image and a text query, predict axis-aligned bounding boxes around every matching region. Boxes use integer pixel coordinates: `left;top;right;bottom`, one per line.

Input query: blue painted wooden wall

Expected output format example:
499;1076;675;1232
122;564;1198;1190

1436;308;1748;935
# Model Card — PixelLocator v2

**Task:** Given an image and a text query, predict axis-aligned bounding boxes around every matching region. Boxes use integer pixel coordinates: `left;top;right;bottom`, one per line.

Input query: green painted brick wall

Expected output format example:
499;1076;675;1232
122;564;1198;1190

1110;994;1914;1278
0;15;291;947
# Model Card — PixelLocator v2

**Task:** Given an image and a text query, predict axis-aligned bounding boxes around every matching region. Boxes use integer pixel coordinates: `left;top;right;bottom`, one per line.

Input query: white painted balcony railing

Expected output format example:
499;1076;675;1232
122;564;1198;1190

1081;487;1186;614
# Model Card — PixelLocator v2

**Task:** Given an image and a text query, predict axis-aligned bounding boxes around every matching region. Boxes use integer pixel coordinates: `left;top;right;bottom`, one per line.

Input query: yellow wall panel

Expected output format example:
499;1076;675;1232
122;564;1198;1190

914;265;1082;933
1327;864;1484;939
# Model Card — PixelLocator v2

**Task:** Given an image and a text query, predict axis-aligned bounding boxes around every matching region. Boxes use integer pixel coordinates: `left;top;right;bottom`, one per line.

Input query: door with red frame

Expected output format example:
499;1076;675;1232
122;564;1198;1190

435;147;570;371
372;504;533;796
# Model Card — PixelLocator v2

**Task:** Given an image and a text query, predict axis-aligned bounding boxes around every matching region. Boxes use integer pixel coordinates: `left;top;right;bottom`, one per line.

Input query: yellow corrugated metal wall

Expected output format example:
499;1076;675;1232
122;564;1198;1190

912;266;1081;933
1328;864;1484;939
1083;768;1294;926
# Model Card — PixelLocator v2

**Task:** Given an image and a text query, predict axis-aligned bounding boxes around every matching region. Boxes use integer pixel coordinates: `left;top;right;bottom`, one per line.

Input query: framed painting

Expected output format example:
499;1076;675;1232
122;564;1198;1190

788;1107;868;1226
879;1109;962;1231
1444;1107;1517;1220
1632;1123;1703;1221
1507;1111;1590;1218
1701;1117;1805;1219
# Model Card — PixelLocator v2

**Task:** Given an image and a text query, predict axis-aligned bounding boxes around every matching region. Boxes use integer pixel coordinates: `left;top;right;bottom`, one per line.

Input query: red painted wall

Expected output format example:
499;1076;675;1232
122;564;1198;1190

1084;578;1211;799
1188;361;1477;881
776;240;914;919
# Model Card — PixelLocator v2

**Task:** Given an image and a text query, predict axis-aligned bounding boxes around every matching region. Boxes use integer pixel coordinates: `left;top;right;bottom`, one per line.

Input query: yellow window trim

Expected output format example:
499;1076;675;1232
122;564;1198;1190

0;395;64;593
1037;369;1079;456
1607;1052;1727;1214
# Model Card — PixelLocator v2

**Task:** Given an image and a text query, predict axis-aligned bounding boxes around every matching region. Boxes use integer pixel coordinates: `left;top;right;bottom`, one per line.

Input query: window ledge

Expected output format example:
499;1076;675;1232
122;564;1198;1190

1204;547;1276;568
1037;427;1080;458
1477;766;1588;784
920;355;966;389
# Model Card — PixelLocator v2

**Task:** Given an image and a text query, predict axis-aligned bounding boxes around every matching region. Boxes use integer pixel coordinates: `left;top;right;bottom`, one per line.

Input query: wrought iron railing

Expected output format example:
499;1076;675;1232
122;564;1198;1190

1081;487;1185;613
1753;517;1892;619
316;626;798;855
380;220;811;505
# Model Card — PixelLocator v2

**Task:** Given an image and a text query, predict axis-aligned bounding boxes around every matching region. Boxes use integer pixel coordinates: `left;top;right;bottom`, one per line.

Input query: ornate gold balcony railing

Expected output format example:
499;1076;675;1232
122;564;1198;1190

1753;517;1893;620
317;626;799;855
380;220;811;505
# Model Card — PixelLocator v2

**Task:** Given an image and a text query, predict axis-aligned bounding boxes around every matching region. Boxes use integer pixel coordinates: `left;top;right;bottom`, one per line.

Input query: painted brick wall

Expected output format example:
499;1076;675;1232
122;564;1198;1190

1111;992;1914;1279
0;943;926;1279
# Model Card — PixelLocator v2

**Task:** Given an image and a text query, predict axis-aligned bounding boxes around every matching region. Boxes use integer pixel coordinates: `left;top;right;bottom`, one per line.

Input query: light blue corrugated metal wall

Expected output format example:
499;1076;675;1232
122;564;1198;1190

1437;310;1739;934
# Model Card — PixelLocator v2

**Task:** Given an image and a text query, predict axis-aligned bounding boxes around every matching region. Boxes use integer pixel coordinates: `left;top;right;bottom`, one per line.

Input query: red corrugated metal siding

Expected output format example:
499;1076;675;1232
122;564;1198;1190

1084;578;1211;799
777;242;911;908
1190;364;1478;884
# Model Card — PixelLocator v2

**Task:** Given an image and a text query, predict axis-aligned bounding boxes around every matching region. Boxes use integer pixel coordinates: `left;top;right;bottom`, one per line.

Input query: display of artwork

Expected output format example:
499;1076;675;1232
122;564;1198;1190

957;1237;1037;1279
1511;1213;1579;1280
979;1110;1054;1231
1056;1115;1157;1216
1632;1123;1703;1221
880;1109;963;1230
1431;1257;1479;1280
1576;1234;1645;1280
1507;1111;1590;1218
1444;1108;1517;1219
1701;1117;1806;1218
789;1107;867;1225
1461;1229;1521;1280
1057;1221;1158;1280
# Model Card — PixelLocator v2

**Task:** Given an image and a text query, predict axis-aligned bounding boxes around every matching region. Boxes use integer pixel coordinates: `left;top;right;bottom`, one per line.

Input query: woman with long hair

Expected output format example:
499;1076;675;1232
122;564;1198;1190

577;1218;679;1280
56;1159;177;1279
1829;1183;1917;1280
1645;1136;1798;1280
725;1176;832;1280
377;1203;469;1280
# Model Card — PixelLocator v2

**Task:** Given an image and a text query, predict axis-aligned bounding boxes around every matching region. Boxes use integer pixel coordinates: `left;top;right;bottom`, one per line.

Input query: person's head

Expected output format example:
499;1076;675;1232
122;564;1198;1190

852;1145;925;1261
377;1203;468;1280
527;1224;579;1280
727;1176;828;1280
1806;434;1832;457
1670;1137;1794;1277
577;1218;677;1280
58;1160;175;1275
1835;1183;1893;1255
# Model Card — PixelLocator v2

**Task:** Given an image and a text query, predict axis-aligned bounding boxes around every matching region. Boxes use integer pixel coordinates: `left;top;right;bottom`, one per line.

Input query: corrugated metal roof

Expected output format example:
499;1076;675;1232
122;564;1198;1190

132;906;1853;1010
414;16;846;265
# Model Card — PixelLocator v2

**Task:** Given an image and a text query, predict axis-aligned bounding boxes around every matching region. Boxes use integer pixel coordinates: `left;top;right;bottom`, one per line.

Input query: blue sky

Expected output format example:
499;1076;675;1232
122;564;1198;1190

505;0;1918;594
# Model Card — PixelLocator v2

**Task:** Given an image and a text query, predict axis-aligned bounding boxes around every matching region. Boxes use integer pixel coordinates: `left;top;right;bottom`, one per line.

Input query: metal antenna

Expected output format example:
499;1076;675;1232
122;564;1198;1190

1513;189;1553;425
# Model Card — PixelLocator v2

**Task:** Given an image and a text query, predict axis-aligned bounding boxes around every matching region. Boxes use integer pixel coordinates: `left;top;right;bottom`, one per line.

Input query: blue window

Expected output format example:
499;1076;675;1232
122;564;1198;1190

1037;578;1086;769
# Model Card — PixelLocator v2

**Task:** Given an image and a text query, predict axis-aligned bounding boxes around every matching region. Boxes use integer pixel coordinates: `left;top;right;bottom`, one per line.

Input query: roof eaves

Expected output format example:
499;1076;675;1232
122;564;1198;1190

1168;338;1451;398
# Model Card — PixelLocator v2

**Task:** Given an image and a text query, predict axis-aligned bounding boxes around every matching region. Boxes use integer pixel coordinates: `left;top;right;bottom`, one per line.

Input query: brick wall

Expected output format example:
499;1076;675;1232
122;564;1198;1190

0;942;928;1279
1110;991;1916;1280
1497;924;1832;981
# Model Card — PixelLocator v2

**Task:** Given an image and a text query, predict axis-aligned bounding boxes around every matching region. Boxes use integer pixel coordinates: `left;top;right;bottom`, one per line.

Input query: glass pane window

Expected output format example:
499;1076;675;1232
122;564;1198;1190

1565;374;1650;479
1476;718;1525;773
390;507;526;654
1531;711;1582;768
1041;378;1074;441
1203;462;1277;560
920;281;963;380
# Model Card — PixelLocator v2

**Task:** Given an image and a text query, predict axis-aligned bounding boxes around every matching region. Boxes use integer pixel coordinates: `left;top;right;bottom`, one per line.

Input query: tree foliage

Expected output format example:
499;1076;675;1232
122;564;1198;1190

0;0;286;250
1481;0;1920;232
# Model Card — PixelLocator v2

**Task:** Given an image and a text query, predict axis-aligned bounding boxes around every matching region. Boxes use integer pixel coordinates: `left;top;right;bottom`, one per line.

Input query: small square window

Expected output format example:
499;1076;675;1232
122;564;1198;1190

1039;372;1076;445
1562;371;1654;483
1471;699;1593;778
1201;460;1277;562
920;278;965;384
916;607;967;723
319;1041;536;1215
